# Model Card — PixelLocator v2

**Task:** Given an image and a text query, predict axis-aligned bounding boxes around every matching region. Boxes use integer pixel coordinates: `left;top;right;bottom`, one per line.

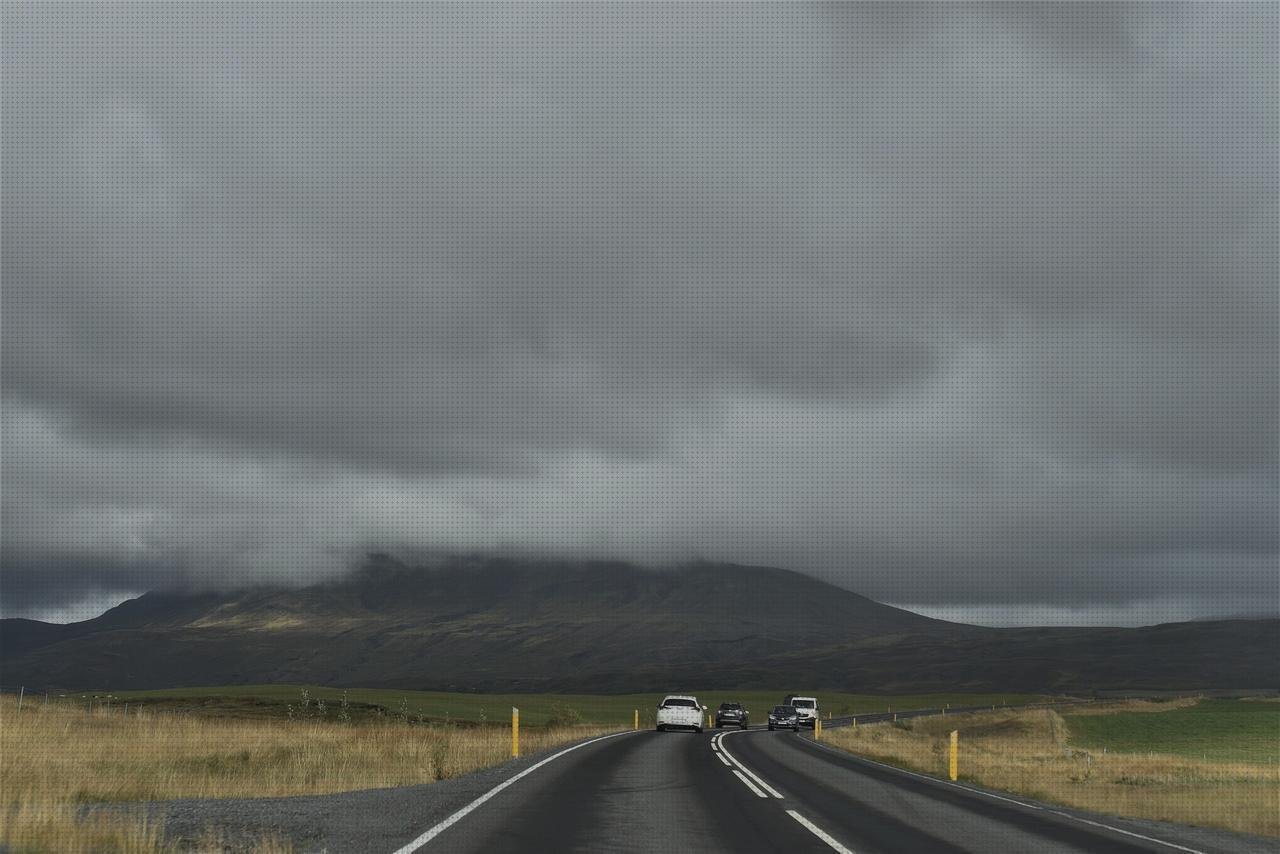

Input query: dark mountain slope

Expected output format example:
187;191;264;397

2;556;1274;693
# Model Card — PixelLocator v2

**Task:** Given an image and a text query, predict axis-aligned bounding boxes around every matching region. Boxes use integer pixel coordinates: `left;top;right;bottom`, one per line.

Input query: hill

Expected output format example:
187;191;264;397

2;556;1276;693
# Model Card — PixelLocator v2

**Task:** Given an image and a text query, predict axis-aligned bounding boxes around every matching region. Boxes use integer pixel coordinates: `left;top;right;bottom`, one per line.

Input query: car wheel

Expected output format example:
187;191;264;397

656;724;665;732
768;725;774;730
793;726;799;732
695;727;703;734
741;723;748;730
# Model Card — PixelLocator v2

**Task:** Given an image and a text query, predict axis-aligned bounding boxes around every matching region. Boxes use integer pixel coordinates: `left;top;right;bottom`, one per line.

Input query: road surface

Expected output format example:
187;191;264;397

389;721;1271;854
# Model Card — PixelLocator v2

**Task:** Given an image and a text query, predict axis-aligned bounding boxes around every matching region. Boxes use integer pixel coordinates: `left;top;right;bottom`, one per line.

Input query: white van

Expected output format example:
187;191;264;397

787;696;819;728
656;695;706;733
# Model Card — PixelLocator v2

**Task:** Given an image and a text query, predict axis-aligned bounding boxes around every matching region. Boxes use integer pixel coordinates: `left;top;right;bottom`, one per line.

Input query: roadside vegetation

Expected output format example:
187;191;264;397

0;692;615;852
822;698;1279;837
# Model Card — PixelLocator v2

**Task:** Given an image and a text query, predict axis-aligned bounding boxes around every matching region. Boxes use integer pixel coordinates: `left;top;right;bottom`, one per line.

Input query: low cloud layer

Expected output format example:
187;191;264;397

3;5;1276;625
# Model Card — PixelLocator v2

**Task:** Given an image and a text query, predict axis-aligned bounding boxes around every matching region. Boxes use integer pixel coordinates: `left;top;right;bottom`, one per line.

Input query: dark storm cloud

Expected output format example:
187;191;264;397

2;4;1275;624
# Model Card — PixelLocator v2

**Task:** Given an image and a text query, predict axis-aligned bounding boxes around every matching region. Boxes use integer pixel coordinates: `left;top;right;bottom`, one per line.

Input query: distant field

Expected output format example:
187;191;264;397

1064;698;1280;763
63;685;1048;727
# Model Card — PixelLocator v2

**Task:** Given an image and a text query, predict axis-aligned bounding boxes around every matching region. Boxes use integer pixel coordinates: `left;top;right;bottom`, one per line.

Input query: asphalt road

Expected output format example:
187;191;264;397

390;723;1273;854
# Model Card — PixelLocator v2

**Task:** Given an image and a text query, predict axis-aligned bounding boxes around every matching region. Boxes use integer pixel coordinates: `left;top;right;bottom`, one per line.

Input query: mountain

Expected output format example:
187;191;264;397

2;556;1276;693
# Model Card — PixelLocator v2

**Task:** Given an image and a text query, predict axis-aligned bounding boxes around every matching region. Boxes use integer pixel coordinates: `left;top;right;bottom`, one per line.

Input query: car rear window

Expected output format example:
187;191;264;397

792;699;815;708
719;703;741;710
662;698;697;708
772;705;794;714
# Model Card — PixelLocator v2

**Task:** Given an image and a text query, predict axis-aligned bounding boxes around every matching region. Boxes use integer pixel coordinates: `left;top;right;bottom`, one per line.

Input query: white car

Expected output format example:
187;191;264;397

788;696;819;728
656;695;706;733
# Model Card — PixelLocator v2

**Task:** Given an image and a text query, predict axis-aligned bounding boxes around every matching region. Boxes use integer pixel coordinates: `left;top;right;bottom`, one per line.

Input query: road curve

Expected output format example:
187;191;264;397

397;726;1272;854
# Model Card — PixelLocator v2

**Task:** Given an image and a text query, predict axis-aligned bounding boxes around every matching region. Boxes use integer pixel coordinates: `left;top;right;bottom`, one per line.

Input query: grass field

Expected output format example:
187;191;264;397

1064;698;1280;763
61;685;1047;727
822;699;1280;837
0;693;616;852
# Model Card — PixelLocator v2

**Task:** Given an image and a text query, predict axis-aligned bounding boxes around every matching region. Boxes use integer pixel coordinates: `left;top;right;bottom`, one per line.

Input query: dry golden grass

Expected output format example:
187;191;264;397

1058;697;1201;716
824;707;1279;837
0;695;617;852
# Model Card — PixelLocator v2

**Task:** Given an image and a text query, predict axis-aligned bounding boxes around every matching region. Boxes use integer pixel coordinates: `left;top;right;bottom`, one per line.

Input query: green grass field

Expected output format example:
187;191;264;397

1064;699;1280;763
64;685;1047;727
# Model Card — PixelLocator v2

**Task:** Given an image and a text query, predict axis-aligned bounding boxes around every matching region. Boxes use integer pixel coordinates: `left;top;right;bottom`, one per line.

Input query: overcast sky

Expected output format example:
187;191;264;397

3;4;1276;626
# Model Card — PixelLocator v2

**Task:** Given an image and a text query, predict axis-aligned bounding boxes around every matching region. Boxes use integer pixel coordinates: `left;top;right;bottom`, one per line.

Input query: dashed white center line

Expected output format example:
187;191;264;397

711;730;858;854
787;810;856;854
717;732;784;798
732;769;768;798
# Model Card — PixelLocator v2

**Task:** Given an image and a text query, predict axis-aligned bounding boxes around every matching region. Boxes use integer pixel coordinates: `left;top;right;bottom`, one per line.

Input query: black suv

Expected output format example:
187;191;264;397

715;702;749;729
767;704;800;732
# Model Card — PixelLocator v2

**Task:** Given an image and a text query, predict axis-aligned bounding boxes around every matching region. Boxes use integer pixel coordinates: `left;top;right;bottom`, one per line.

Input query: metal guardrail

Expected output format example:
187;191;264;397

822;697;1100;730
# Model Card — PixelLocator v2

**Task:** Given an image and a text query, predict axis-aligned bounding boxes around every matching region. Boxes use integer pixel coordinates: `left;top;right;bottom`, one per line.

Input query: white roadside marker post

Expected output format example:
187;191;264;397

949;730;959;781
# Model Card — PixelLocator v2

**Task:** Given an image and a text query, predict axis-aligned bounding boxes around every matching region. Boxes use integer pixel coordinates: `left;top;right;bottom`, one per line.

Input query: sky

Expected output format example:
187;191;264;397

3;4;1276;627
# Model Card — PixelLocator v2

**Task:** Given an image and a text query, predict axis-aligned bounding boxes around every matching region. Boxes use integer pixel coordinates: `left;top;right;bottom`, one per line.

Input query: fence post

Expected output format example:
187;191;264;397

633;709;638;731
512;707;519;758
17;687;24;712
949;730;959;781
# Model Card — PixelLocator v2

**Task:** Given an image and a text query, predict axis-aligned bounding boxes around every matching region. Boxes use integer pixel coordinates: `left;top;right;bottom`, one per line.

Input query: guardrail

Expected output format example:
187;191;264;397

821;696;1100;730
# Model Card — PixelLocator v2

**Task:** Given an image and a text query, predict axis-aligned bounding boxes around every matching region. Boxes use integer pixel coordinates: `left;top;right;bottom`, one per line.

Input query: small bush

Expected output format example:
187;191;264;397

545;703;583;727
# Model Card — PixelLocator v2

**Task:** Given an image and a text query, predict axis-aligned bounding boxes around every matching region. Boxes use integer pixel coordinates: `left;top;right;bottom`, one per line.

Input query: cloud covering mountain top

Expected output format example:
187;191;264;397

3;4;1275;624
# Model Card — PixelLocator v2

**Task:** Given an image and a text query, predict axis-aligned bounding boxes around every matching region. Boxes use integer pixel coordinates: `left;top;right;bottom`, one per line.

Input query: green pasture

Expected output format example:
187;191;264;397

1064;699;1280;763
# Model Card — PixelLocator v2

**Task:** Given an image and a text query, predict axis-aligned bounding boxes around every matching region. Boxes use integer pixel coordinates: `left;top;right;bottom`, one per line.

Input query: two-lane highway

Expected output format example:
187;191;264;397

393;725;1272;854
395;728;821;853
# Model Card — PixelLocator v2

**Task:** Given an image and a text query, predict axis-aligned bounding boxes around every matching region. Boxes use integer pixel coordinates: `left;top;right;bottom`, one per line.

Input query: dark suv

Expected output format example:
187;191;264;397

767;704;800;732
715;702;749;729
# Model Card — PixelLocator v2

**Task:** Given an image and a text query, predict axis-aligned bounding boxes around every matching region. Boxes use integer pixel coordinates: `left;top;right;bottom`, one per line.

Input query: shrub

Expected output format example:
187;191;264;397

545;703;583;727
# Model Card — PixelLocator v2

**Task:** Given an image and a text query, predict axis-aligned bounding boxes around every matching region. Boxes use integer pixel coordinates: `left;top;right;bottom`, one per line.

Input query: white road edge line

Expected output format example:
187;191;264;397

802;737;1207;854
718;731;783;798
786;810;856;854
715;752;732;766
732;769;768;798
804;739;1044;809
390;730;636;854
1046;811;1207;854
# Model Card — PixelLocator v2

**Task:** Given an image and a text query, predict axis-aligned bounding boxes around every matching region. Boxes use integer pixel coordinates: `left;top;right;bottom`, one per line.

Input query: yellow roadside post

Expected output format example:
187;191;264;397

634;709;639;731
512;707;520;758
949;730;958;781
814;717;822;740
